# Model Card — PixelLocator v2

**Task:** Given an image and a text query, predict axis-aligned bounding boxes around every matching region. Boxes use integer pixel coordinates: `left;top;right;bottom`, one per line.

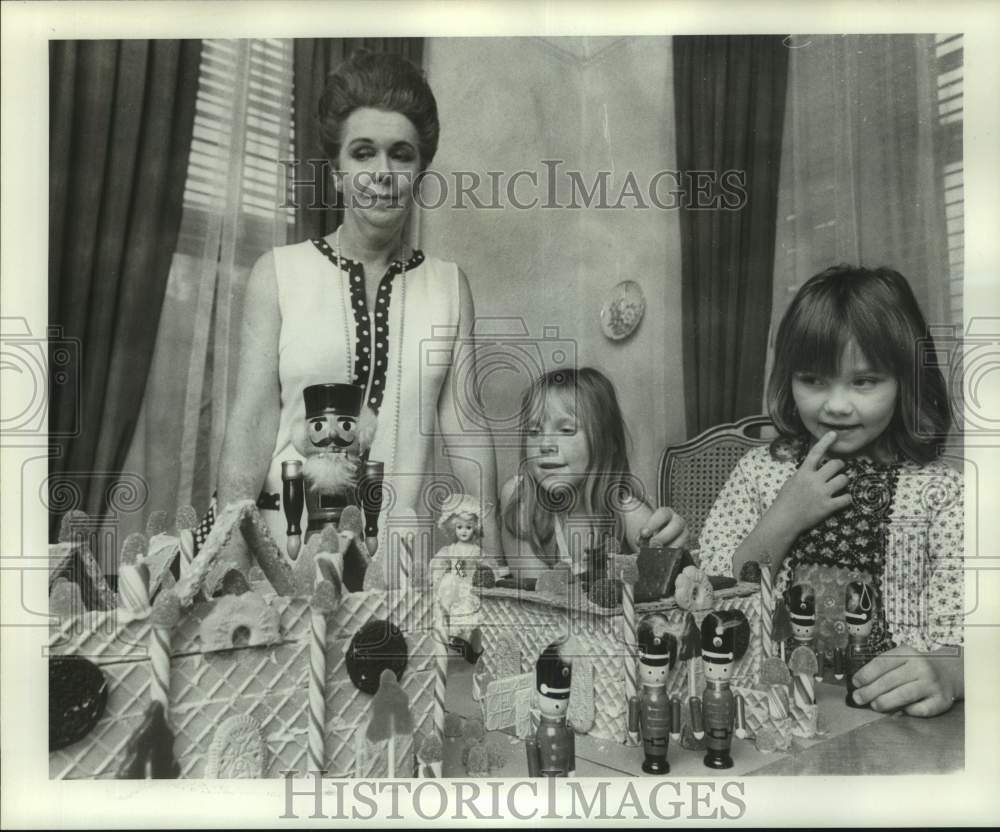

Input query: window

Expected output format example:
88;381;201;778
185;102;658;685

177;38;295;265
934;34;964;327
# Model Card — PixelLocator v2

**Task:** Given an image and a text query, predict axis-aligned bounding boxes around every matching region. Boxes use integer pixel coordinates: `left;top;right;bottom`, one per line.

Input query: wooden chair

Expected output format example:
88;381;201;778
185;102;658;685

657;415;777;547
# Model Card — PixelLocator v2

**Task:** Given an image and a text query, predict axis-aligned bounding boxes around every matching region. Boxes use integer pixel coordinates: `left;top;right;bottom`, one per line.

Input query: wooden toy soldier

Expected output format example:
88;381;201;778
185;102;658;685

628;613;677;774
294;383;374;541
525;640;576;777
787;583;817;648
700;609;750;770
844;581;876;709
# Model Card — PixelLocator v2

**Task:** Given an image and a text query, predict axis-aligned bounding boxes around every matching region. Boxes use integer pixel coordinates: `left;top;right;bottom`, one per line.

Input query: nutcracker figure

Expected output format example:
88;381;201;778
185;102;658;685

525;640;576;777
700;609;750;770
628;613;677;774
787;582;817;648
844;581;876;709
291;383;376;541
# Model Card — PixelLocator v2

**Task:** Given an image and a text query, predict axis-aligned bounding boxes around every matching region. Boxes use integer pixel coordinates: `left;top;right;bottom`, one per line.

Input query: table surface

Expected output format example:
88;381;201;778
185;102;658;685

442;655;964;778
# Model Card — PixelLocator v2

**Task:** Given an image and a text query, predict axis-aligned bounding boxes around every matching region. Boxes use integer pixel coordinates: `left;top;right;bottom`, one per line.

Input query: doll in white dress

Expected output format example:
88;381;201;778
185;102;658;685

431;494;493;663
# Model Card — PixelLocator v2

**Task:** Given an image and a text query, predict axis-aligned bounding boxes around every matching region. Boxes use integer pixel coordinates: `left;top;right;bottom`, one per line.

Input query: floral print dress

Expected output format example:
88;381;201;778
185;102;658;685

699;442;964;656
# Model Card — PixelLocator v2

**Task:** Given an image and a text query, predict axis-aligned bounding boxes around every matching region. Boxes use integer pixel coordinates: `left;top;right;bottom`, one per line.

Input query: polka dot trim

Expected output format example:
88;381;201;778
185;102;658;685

311;238;424;413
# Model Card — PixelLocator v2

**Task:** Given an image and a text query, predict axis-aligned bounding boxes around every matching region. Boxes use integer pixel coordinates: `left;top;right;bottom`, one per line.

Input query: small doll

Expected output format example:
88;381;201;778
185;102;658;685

629;613;677;774
525;640;575;777
843;581;876;709
788;581;823;681
290;383;377;541
431;494;490;662
700;609;750;770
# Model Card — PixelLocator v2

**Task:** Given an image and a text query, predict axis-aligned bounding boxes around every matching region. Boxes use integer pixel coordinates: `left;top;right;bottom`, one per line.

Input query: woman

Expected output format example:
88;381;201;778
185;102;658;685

214;50;503;565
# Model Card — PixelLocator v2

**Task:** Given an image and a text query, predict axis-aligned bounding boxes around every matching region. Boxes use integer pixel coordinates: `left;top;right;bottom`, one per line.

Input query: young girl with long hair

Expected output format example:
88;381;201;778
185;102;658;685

700;265;963;717
501;367;688;579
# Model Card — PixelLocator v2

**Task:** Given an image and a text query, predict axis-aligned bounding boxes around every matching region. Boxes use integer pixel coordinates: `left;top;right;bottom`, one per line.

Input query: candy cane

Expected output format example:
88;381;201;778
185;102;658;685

149;624;171;707
119;564;149;611
308;610;327;773
433;608;448;746
759;561;774;658
621;574;639;746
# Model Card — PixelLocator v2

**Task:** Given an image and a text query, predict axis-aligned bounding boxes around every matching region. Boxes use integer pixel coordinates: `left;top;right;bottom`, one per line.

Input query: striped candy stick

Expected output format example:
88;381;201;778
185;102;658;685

308;610;327;772
620;573;640;746
118;563;150;611
759;559;774;658
433;606;448;746
148;592;181;709
794;673;815;707
309;581;340;774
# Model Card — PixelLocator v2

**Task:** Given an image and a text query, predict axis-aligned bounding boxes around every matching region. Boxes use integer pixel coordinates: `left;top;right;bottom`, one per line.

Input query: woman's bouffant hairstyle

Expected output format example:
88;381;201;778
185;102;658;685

317;50;439;170
502;368;639;564
766;264;952;464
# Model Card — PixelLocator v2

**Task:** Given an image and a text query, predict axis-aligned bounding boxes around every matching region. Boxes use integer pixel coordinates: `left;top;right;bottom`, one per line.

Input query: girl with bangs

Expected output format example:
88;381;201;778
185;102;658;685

700;265;963;717
500;367;688;581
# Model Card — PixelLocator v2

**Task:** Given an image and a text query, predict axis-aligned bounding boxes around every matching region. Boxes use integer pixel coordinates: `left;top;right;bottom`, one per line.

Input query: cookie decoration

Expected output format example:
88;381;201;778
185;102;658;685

49;657;109;751
205;714;266;778
346;619;408;695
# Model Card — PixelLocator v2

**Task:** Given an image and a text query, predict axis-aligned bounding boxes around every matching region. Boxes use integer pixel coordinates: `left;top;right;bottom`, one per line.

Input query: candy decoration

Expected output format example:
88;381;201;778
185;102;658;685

118;563;150;611
49;657;109;751
417;733;444;778
833;646;846;680
306;581;339;773
689;696;704;739
433;607;448;745
366;668;413;778
346;619;408;695
620;567;639;746
759;560;774;657
788;645;818;706
145;510;169;537
587;577;623;609
734;694;747;739
771;600;793;662
117;701;180;779
792;673;814;708
58;509;88;543
120;532;149;566
206;714;265;778
149;592;180;708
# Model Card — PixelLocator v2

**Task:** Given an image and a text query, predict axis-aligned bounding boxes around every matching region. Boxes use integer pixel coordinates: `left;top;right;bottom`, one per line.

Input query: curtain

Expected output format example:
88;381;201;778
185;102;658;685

292;38;424;241
673;36;789;437
48;39;201;545
769;35;952;342
121;39;295;538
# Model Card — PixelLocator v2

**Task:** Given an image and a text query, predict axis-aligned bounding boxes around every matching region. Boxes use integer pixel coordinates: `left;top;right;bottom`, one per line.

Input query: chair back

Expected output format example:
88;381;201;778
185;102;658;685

657;415;777;547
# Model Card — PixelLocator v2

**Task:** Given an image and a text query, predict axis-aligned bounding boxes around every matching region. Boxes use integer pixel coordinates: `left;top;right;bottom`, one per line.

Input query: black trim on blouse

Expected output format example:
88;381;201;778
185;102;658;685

310;238;425;413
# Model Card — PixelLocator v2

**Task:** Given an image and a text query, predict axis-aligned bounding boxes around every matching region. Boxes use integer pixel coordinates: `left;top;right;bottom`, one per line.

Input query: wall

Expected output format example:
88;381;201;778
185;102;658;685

421;37;685;510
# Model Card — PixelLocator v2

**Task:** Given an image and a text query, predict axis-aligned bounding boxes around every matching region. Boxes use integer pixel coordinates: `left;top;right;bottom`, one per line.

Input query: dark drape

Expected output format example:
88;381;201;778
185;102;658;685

292;38;425;242
49;39;202;541
673;36;789;436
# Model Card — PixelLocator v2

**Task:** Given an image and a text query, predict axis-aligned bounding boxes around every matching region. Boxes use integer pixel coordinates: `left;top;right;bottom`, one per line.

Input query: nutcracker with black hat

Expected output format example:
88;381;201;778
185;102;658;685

525;638;576;777
700;609;750;769
289;383;378;548
843;581;876;709
627;613;677;775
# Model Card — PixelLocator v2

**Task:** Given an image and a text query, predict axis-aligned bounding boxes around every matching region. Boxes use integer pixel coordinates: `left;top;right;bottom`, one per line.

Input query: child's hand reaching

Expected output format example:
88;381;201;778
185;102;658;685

850;646;963;717
637;507;689;548
769;430;852;539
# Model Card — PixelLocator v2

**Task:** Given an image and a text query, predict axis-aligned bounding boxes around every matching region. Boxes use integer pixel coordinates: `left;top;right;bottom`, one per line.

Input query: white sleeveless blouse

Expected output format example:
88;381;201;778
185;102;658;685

259;238;461;552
